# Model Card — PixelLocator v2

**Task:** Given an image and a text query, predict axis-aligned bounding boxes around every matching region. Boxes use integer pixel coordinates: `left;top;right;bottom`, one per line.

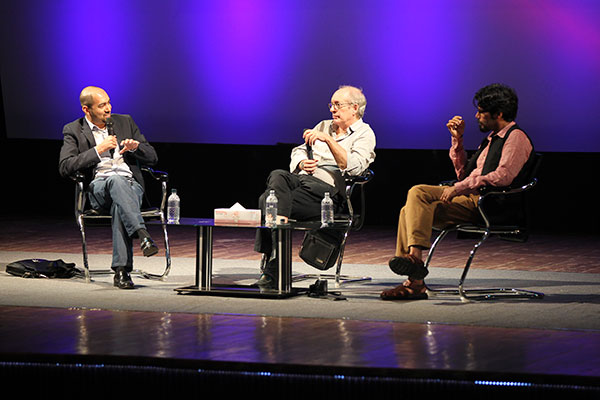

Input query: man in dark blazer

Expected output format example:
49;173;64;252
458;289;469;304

59;86;159;289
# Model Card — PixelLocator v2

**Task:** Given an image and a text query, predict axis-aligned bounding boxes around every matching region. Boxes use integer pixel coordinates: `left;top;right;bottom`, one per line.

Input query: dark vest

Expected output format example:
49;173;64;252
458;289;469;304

462;124;537;228
464;124;535;188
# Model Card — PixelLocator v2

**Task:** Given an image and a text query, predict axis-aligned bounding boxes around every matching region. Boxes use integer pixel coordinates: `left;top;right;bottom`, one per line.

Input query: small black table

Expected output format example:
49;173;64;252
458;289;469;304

160;218;349;299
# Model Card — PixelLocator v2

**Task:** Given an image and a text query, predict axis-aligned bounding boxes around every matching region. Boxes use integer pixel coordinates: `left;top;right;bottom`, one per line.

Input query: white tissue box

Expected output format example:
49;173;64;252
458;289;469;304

214;203;261;226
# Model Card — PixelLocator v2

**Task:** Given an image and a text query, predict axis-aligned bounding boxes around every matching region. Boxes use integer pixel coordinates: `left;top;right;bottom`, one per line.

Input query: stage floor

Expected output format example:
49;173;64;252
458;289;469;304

1;216;599;394
1;215;599;273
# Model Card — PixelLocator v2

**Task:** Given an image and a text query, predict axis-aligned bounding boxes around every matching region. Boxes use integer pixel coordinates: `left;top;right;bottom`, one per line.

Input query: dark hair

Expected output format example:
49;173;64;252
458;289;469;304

473;83;518;122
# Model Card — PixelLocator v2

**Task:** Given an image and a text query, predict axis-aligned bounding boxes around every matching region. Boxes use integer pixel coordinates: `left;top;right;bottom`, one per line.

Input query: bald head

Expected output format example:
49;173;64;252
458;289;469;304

80;86;112;127
80;86;108;108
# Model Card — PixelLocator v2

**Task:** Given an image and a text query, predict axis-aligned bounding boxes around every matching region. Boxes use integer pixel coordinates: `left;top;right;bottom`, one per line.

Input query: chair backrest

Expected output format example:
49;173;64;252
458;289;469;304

343;169;374;230
140;166;169;211
521;152;542;188
72;167;169;217
478;153;542;233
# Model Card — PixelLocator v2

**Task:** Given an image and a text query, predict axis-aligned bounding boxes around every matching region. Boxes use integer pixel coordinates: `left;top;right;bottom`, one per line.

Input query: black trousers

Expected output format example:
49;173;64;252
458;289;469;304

254;169;343;255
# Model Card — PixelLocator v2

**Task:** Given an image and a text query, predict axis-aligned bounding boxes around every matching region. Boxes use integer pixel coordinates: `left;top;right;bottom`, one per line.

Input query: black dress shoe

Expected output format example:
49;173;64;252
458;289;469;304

114;269;135;289
254;273;277;290
253;257;279;289
140;237;158;257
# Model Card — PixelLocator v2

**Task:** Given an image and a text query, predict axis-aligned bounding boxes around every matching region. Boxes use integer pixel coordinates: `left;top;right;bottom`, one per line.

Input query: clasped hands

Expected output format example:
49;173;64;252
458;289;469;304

97;136;139;155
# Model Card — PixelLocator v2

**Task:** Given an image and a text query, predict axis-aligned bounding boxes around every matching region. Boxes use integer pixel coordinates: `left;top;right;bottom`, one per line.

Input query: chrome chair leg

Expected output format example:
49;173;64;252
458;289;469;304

425;228;544;302
77;218;115;281
79;216;172;282
77;214;91;283
456;230;490;301
135;218;172;280
424;228;453;268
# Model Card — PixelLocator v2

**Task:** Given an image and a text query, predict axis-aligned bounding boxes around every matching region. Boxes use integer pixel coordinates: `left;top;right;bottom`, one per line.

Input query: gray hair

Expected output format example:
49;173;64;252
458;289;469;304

338;85;367;118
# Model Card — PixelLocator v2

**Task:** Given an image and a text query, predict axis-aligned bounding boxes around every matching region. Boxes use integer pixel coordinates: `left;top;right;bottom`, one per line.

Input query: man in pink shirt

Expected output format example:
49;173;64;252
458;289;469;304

381;83;534;300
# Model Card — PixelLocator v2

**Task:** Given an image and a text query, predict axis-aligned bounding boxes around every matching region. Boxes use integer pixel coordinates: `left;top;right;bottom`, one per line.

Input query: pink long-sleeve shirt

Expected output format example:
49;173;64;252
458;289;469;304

449;121;532;196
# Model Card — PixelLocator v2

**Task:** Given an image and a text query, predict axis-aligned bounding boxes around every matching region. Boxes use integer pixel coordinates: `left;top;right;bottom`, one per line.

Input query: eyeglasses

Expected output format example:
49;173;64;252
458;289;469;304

328;102;354;111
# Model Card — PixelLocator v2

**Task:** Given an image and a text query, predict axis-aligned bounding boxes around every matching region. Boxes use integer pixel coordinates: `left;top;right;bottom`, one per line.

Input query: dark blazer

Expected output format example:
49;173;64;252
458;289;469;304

58;114;158;189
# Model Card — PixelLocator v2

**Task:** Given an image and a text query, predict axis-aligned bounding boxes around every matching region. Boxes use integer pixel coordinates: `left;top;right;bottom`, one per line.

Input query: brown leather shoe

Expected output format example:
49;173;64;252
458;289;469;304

380;279;427;300
388;255;428;280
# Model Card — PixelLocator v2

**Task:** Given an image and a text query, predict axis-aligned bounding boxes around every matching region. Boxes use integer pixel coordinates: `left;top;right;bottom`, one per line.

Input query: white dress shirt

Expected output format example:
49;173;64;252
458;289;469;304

86;117;133;179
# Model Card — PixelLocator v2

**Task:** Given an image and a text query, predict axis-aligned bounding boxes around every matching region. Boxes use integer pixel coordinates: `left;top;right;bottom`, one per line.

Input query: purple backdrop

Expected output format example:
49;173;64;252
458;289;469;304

1;0;599;151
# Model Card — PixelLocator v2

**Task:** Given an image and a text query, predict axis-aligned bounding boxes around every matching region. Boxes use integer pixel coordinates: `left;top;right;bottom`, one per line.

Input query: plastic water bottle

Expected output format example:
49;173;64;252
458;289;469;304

167;189;180;224
321;192;334;225
265;190;278;227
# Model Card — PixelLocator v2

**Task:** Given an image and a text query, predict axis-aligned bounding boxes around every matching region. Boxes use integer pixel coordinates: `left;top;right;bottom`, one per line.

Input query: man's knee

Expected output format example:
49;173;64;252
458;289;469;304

407;184;427;200
105;175;129;190
267;169;289;185
404;185;443;214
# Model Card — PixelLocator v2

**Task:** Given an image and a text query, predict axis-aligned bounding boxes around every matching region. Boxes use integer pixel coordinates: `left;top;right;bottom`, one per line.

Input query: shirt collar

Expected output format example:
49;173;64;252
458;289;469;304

85;116;107;132
489;120;516;140
332;118;364;138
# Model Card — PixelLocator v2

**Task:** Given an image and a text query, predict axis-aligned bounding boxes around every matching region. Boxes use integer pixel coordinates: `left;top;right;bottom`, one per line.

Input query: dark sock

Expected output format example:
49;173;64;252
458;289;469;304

136;228;151;241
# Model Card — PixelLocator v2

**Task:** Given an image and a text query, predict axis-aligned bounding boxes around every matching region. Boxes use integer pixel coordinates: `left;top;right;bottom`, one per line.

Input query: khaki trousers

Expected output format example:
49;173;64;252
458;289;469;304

395;184;480;256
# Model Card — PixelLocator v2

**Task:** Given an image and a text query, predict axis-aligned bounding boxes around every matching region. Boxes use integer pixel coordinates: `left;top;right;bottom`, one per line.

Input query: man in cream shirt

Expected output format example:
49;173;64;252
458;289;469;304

254;85;376;289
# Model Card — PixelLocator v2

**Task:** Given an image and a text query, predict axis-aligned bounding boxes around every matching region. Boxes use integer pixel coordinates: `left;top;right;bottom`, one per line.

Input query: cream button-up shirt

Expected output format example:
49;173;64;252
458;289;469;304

289;118;376;186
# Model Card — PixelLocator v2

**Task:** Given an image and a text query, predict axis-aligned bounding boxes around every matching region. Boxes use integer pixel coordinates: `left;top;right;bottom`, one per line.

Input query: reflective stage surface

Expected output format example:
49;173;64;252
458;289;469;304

2;305;599;380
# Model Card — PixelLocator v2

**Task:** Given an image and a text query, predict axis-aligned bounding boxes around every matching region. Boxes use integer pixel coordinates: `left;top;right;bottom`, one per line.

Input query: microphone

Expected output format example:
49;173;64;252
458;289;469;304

306;143;313;160
303;128;314;159
105;117;115;158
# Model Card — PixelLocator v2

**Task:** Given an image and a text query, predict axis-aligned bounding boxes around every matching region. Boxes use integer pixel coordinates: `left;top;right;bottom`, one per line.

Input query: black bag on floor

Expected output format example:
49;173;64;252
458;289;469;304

299;229;343;271
5;259;82;279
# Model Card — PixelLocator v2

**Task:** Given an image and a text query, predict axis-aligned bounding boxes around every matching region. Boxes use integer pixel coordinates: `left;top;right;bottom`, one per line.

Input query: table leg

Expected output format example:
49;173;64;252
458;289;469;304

276;228;292;293
196;225;213;290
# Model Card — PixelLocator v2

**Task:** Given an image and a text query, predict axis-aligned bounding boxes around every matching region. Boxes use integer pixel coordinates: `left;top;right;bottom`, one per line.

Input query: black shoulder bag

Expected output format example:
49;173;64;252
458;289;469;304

5;259;82;279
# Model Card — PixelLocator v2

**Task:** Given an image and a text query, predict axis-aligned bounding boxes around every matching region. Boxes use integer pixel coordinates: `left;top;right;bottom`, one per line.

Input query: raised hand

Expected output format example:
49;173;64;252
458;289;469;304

447;115;465;138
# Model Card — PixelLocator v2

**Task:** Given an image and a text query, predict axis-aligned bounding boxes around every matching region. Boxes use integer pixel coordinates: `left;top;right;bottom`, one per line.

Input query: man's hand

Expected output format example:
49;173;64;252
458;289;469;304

440;186;457;203
119;139;139;154
300;159;318;174
303;129;330;146
96;135;118;154
302;128;348;169
447;115;465;138
300;129;323;174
